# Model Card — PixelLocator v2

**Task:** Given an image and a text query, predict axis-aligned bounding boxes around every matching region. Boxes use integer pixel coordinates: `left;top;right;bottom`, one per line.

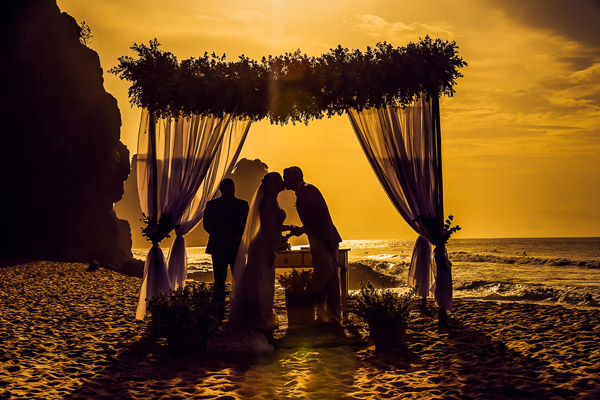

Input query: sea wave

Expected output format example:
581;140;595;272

450;251;600;269
454;280;600;307
350;259;409;278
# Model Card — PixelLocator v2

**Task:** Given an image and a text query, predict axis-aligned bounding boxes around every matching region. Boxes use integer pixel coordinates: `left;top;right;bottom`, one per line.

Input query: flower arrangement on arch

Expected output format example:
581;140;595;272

140;212;180;243
110;37;467;125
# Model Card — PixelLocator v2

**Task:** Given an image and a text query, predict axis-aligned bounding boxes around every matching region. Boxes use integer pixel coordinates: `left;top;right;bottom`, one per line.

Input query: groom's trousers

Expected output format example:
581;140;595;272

309;239;341;322
211;250;237;319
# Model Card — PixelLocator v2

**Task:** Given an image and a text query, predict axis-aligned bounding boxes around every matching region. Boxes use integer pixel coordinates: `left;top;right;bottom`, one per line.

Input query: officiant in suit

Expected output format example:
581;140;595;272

203;178;249;308
283;166;342;324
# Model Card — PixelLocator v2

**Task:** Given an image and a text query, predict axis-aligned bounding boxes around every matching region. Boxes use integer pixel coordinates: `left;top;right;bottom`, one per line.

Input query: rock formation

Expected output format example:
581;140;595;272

115;157;273;248
0;0;132;266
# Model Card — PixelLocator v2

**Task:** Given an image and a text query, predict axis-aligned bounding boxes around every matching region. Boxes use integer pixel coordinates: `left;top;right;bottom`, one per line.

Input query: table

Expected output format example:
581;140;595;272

275;248;350;319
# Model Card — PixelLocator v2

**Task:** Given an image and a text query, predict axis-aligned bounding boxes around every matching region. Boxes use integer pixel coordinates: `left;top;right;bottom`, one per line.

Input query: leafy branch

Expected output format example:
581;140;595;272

414;214;461;245
110;36;467;125
78;21;92;47
140;212;180;243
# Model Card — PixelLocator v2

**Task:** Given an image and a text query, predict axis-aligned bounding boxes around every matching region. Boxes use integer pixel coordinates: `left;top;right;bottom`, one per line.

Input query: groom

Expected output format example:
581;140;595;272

203;178;249;315
283;166;342;325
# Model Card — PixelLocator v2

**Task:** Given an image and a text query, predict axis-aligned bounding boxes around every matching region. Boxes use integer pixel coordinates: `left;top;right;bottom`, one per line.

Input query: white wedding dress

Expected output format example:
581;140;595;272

207;183;285;354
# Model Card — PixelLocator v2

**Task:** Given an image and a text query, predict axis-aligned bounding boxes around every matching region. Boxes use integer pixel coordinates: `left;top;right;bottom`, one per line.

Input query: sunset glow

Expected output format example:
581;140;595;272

58;0;600;239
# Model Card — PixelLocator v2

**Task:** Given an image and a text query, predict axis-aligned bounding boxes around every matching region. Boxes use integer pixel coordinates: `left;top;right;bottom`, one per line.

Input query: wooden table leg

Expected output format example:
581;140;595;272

340;254;349;321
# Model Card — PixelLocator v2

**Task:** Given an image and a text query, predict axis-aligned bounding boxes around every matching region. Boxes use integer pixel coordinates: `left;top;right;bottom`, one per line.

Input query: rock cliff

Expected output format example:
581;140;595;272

0;0;132;266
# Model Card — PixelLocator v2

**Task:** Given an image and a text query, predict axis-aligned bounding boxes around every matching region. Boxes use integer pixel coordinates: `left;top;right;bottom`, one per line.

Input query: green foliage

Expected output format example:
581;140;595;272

277;269;314;295
349;282;413;326
140;212;179;243
110;37;467;124
78;21;92;47
147;282;219;338
414;214;462;245
443;214;462;238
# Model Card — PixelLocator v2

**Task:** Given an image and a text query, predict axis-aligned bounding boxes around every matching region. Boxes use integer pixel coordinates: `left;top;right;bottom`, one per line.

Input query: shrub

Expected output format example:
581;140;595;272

277;269;314;295
350;282;412;326
147;282;220;339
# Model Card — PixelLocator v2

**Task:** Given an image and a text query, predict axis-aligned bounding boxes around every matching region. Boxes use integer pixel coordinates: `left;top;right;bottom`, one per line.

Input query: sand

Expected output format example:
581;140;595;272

1;261;600;399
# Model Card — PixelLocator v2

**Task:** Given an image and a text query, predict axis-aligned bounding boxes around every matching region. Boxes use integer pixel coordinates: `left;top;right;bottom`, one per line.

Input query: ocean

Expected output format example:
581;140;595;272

133;237;600;308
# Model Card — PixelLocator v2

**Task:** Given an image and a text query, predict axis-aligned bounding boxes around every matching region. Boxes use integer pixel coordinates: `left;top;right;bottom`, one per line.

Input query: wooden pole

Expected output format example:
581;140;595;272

148;110;159;223
432;95;444;226
432;95;449;327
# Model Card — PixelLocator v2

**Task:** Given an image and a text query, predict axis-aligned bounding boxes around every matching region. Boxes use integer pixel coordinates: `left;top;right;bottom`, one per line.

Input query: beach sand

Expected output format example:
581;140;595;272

1;262;600;399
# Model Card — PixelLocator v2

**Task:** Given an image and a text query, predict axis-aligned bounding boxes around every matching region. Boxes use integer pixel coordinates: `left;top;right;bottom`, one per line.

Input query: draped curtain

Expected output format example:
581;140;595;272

348;96;452;311
135;110;251;319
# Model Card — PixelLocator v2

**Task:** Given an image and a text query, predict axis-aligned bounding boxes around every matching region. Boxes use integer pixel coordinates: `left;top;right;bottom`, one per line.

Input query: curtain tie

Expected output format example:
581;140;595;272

433;243;449;271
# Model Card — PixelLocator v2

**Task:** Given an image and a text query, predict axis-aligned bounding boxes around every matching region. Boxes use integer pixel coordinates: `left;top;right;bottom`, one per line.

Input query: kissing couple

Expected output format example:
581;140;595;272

207;166;342;354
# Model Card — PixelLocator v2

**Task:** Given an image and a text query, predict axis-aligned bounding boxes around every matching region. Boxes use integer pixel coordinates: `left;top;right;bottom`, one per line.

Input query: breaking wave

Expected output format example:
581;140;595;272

454;280;600;307
450;251;600;269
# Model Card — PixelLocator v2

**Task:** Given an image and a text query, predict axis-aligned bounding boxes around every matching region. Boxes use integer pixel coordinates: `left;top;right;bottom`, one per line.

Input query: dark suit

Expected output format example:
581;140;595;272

203;196;249;298
295;182;342;322
296;183;342;249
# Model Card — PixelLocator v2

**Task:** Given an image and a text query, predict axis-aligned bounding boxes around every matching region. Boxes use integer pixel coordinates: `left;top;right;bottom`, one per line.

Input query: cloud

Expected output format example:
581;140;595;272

356;14;455;41
567;62;600;84
194;9;270;25
482;0;600;50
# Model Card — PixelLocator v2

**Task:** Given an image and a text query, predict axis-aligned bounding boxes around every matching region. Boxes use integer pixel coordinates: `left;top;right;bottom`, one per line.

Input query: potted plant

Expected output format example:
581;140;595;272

350;282;413;348
277;269;315;327
147;282;220;354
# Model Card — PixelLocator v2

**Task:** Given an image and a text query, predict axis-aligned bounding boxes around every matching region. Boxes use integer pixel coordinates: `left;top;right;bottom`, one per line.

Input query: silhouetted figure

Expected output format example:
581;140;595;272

203;179;249;315
207;172;289;354
115;157;270;247
284;167;342;325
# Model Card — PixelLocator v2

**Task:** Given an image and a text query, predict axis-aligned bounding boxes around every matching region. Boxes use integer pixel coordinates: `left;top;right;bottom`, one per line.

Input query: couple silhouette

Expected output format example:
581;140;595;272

204;167;341;354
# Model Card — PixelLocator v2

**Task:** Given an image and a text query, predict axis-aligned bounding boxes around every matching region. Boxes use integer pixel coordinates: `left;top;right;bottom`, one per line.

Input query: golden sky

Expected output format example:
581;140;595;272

57;0;600;239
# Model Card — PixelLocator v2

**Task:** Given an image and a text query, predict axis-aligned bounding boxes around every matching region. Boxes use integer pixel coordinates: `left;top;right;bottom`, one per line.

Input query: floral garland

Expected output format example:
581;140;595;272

110;36;466;125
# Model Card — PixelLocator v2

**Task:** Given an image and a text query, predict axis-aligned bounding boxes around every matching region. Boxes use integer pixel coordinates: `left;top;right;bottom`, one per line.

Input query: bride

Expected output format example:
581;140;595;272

207;172;289;354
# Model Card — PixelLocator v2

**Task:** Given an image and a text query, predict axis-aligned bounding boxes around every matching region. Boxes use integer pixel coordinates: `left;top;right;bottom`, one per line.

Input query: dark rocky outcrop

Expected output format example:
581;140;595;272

229;158;269;203
0;0;132;266
347;263;399;290
113;155;147;248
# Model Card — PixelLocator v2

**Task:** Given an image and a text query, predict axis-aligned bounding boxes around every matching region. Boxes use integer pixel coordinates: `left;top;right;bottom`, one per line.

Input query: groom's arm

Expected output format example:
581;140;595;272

203;201;217;235
236;200;249;236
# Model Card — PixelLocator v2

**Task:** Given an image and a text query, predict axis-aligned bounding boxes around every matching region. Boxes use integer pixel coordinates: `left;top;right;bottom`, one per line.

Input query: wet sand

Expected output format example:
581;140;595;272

1;261;600;399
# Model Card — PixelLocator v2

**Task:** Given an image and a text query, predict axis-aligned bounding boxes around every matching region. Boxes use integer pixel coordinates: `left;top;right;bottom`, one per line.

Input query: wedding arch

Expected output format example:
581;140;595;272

110;37;467;319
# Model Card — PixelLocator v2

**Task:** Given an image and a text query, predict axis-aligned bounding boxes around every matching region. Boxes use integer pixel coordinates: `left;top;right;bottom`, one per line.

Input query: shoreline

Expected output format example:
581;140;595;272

2;261;600;398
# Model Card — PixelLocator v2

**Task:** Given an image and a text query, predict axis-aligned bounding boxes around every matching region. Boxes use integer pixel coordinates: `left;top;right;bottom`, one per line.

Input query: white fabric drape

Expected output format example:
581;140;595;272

165;117;251;291
231;184;264;299
135;110;251;319
348;96;452;311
